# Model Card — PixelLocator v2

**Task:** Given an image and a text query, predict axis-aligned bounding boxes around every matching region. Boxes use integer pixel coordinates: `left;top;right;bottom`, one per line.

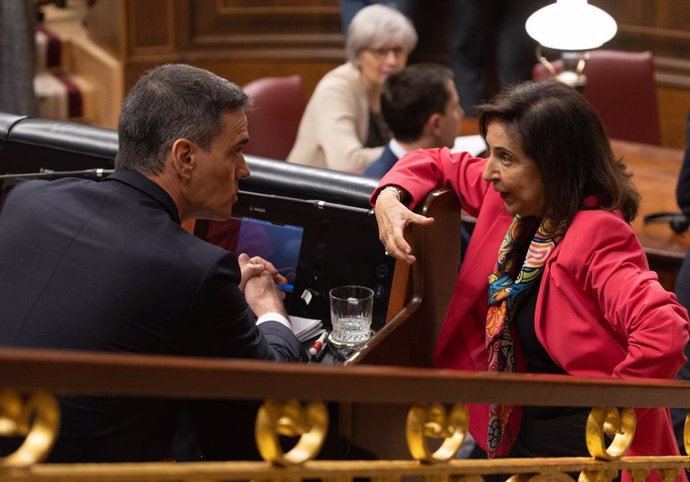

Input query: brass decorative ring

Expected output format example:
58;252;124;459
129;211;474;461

585;407;636;460
0;390;60;468
406;402;468;463
255;399;328;466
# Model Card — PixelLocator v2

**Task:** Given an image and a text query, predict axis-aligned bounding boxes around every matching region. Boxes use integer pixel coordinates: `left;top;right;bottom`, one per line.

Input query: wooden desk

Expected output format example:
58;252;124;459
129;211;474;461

611;139;687;288
460;117;480;136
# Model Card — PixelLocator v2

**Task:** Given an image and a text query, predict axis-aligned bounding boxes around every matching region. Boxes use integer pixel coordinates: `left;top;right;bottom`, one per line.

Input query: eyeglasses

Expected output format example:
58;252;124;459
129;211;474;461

364;46;407;59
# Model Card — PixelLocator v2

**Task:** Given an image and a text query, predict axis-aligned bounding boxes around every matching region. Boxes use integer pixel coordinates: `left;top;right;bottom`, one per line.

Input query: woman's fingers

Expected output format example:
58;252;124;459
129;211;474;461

375;194;434;264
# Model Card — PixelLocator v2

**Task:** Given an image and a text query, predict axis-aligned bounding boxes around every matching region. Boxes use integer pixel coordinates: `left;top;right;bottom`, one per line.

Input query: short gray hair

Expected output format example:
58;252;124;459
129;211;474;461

344;4;417;63
115;64;250;174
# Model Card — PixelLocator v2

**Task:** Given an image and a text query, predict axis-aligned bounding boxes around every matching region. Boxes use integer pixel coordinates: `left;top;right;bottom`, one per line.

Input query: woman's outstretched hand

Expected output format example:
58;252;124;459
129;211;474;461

374;188;434;264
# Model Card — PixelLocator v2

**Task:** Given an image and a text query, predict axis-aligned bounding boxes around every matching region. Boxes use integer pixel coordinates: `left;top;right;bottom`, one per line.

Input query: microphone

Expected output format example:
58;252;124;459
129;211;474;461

0;168;114;180
643;211;690;234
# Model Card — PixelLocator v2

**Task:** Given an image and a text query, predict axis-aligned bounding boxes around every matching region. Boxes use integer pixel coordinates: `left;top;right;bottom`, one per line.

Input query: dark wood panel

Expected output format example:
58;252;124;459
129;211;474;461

123;58;340;98
658;87;690;149
189;0;342;49
84;0;123;59
595;0;690;31
87;0;690;148
593;0;690;84
127;0;174;54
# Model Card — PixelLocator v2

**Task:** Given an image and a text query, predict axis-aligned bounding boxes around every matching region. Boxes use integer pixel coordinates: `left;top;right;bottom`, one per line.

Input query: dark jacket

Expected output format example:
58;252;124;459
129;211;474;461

0;170;302;461
363;142;399;179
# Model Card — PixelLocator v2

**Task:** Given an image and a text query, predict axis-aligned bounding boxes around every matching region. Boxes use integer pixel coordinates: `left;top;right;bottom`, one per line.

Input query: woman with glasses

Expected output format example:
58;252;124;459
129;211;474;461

287;4;417;172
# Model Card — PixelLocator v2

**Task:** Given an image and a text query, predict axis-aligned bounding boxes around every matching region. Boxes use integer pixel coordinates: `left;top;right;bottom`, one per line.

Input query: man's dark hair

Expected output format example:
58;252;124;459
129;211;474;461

477;80;640;230
380;63;454;143
115;64;250;174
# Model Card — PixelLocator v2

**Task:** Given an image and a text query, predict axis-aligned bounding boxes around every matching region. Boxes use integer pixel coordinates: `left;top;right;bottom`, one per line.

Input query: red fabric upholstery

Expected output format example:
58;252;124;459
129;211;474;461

242;75;306;160
532;50;661;145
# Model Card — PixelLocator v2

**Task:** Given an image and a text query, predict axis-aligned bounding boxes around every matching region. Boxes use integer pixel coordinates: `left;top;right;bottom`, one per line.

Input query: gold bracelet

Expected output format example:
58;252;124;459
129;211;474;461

381;185;404;201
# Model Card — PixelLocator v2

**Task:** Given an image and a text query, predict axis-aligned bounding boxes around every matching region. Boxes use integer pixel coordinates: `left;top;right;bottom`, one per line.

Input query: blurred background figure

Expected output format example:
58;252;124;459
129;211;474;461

288;3;417;172
451;0;547;115
0;0;38;115
364;63;462;179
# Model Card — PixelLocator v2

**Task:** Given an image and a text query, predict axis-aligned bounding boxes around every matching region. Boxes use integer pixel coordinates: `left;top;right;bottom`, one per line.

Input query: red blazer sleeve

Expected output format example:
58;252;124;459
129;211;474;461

561;212;689;379
369;147;491;217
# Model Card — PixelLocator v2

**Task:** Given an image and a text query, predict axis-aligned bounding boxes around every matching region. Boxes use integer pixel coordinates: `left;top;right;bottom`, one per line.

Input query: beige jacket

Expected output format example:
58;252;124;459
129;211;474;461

287;62;383;172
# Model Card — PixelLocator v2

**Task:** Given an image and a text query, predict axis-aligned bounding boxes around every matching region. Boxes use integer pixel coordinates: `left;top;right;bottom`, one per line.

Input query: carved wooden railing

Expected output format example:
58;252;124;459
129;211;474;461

1;347;690;481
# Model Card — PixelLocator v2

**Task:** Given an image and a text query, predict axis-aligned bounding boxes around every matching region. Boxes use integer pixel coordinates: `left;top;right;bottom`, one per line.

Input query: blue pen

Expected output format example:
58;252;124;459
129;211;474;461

277;283;294;293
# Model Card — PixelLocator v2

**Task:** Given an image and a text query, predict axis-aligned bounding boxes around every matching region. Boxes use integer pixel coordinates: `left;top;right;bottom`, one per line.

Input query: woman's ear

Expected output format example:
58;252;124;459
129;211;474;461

170;138;195;180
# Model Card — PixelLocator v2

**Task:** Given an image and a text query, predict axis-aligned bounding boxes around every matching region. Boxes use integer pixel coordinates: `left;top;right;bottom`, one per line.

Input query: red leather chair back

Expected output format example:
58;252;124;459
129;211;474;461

532;50;661;145
242;75;306;160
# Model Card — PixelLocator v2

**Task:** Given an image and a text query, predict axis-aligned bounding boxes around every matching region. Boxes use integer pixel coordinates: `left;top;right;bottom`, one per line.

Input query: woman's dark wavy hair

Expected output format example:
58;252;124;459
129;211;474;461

476;81;639;230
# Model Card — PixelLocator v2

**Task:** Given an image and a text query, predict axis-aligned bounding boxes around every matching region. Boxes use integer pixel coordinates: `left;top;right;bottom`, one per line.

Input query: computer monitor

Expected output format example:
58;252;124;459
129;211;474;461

219;216;304;292
197;191;395;331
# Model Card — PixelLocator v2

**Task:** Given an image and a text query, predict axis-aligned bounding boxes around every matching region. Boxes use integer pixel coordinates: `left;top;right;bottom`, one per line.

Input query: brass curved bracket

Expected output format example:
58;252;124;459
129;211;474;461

683;413;690;455
0;390;60;468
406;402;468;463
578;469;619;482
585;407;636;460
530;474;575;482
255;399;328;466
506;474;574;482
536;45;557;76
629;469;650;482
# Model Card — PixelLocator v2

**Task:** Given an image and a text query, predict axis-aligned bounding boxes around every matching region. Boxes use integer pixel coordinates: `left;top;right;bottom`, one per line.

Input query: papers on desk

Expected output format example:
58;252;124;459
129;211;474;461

452;134;487;156
289;315;324;342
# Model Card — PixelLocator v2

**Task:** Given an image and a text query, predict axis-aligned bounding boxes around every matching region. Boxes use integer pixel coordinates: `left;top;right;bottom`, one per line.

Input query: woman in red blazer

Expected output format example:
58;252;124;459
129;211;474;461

371;81;689;482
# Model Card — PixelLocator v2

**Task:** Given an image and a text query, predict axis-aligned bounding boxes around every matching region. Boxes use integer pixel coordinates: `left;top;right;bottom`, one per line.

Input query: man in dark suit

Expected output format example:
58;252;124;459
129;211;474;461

363;63;463;179
0;64;303;462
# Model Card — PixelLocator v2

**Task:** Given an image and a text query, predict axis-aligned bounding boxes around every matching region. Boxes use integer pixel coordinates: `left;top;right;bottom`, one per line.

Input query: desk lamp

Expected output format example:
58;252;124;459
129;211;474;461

525;0;617;88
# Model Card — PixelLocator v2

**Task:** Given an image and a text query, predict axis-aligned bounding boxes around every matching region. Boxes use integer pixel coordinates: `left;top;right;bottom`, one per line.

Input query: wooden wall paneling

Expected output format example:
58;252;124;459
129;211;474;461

122;58;341;101
658;86;690;149
127;0;176;56
81;0;690;148
588;2;690;83
188;0;342;54
190;59;341;94
172;0;192;52
584;1;690;149
122;0;346;95
85;0;125;60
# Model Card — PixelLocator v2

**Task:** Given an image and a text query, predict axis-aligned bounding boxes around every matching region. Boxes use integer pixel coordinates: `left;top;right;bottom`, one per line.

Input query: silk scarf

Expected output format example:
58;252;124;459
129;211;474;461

485;215;563;457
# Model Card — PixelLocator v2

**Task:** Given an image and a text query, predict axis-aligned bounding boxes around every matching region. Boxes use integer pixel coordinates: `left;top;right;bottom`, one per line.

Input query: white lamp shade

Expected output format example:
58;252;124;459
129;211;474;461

525;0;617;51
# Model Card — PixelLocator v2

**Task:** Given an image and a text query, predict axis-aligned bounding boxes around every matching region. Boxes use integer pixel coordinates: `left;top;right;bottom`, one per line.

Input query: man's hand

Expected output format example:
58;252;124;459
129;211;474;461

374;188;435;264
238;253;288;319
238;253;287;291
243;270;288;319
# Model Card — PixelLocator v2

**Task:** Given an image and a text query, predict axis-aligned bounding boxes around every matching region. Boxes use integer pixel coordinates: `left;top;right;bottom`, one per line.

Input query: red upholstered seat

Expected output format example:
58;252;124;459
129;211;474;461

532;50;661;145
242;75;306;160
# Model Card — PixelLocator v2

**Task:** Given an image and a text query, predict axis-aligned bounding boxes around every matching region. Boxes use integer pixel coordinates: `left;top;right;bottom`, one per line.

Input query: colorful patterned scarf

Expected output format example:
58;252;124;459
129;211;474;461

485;215;563;458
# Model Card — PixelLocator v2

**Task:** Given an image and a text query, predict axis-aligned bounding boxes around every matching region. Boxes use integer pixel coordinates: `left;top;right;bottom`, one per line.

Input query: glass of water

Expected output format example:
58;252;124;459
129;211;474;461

329;285;374;346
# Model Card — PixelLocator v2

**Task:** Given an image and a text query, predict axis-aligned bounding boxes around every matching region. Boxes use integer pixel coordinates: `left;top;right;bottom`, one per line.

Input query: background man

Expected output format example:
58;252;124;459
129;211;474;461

0;63;302;462
364;63;463;179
